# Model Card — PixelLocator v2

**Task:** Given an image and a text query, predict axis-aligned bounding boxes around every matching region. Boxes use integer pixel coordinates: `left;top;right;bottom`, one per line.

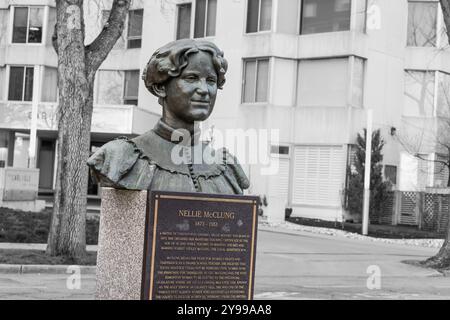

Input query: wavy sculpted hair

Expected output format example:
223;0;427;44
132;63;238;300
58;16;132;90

142;39;228;104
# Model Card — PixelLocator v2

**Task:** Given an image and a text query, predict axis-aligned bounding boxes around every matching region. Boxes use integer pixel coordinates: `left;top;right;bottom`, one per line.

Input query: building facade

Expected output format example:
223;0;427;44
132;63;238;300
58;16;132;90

0;0;449;222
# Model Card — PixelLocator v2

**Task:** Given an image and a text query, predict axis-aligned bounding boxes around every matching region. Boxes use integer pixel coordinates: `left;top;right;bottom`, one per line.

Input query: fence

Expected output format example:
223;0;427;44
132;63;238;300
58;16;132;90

370;189;450;234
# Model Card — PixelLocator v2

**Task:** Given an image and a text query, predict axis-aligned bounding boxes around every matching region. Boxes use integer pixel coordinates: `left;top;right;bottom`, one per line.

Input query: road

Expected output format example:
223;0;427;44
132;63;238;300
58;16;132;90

1;228;449;300
254;228;450;299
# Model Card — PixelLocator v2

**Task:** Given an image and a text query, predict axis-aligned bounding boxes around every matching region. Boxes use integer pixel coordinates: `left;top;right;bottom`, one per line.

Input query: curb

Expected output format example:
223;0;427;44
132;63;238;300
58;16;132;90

0;264;96;275
258;224;332;238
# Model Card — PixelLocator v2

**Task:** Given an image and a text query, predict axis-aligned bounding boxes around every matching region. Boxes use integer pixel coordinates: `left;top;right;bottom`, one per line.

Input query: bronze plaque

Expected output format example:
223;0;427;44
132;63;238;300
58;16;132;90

141;191;259;300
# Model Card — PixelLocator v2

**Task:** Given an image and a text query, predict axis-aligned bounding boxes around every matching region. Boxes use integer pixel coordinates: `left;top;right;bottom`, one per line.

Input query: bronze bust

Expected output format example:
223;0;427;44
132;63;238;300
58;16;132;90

87;39;250;194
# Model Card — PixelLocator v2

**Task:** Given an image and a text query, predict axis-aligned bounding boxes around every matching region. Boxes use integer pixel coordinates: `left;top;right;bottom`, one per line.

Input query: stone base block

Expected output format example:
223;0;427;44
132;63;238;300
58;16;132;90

96;188;148;300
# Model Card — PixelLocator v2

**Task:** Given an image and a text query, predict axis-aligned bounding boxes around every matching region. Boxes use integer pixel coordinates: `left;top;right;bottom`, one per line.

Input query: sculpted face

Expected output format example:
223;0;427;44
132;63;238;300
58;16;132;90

163;51;218;124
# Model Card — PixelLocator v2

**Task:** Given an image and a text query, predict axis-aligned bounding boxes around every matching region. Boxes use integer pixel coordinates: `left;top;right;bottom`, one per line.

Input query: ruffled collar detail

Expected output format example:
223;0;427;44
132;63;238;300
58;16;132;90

116;130;228;179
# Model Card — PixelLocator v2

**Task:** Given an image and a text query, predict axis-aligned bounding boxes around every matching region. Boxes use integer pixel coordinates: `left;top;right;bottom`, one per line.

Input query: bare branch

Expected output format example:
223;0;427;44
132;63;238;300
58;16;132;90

85;0;132;80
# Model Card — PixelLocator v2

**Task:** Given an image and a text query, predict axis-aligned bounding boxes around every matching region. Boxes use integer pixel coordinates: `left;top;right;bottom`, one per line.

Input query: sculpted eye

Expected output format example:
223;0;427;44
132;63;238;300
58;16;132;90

184;75;198;81
207;77;217;84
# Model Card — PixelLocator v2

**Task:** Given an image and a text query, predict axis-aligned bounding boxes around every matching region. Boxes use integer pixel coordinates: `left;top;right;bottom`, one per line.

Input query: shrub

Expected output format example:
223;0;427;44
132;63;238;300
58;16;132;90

0;208;99;244
345;129;392;219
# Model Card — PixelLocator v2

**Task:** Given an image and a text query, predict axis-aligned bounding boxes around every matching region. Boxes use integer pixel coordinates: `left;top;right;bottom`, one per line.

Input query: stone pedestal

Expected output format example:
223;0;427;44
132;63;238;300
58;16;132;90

96;188;148;300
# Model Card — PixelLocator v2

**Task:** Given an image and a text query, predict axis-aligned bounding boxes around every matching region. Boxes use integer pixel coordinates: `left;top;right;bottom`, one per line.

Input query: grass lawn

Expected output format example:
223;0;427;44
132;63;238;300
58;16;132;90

0;207;99;244
0;249;97;266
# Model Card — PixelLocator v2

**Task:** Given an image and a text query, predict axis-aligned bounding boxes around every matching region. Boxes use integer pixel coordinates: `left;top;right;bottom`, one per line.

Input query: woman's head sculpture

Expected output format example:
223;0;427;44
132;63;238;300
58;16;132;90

142;39;228;125
87;39;250;194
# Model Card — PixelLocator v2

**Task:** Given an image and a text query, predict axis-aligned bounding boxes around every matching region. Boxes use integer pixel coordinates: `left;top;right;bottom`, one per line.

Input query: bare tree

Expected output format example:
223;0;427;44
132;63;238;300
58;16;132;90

398;74;450;269
419;0;450;269
392;1;450;269
46;0;132;262
403;0;450;269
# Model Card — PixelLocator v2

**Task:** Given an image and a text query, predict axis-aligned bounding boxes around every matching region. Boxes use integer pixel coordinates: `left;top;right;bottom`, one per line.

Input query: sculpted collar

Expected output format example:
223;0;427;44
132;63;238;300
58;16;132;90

153;119;201;146
131;127;226;178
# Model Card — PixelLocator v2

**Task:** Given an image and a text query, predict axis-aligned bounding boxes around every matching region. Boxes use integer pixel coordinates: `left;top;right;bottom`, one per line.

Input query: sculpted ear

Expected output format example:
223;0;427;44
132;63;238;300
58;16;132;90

152;84;167;98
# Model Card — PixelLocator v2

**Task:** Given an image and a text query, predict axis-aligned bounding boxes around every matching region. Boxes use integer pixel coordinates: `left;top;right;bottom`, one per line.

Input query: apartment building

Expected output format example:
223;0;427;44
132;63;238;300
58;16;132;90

0;0;449;222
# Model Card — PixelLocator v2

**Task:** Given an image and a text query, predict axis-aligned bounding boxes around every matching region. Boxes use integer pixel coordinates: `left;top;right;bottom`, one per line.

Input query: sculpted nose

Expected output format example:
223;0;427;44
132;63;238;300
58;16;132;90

196;79;208;95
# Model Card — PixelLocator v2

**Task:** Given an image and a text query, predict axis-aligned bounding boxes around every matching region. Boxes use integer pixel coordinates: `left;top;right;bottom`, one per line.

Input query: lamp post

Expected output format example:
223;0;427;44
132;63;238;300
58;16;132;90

362;109;373;236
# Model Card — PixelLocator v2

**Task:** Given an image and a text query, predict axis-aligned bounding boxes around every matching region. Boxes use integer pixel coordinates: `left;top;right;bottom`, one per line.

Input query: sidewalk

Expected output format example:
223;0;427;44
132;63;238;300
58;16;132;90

0;264;96;275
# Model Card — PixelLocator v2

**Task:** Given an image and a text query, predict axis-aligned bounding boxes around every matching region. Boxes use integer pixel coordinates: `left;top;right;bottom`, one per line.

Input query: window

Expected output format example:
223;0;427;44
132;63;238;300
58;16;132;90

292;145;345;206
194;0;217;38
242;58;269;103
124;70;139;105
8;66;34;101
41;67;58;102
102;9;142;49
246;0;272;33
351;57;365;107
300;0;351;35
0;67;5;100
403;70;435;117
97;70;124;105
13;133;30;168
96;70;139;105
297;58;349;107
437;72;450;117
127;9;143;48
434;154;449;187
12;7;44;44
176;0;217;39
270;145;290;156
407;1;438;47
177;3;192;40
384;165;397;185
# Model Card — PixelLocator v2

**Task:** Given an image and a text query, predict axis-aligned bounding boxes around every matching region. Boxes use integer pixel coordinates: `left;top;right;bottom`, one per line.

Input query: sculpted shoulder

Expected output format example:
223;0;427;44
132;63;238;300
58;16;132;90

223;149;250;192
87;138;154;190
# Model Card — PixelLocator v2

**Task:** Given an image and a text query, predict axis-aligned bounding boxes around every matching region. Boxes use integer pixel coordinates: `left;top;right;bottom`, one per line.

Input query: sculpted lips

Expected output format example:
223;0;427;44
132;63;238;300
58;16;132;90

190;99;210;106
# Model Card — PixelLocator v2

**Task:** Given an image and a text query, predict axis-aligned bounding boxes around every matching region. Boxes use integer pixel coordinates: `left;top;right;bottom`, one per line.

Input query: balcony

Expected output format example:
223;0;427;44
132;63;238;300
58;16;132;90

0;101;159;135
241;31;368;60
405;47;450;74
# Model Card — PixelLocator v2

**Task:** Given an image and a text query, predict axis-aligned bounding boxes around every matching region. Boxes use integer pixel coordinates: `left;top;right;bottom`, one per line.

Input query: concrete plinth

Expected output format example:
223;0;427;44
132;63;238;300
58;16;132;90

96;188;148;300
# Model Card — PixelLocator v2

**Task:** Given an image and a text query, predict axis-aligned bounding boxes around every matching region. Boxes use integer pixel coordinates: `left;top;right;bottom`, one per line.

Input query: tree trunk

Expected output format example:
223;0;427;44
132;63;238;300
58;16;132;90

424;159;450;269
447;163;450;187
47;0;91;260
47;0;131;262
422;162;450;268
423;226;450;269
